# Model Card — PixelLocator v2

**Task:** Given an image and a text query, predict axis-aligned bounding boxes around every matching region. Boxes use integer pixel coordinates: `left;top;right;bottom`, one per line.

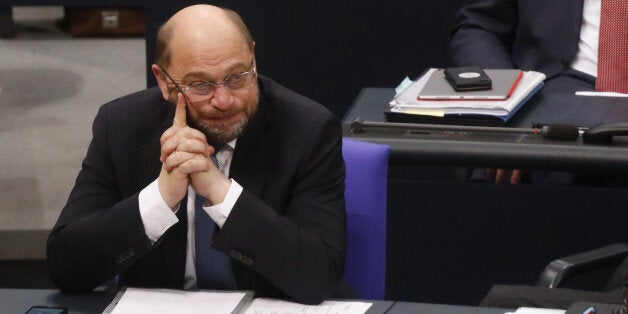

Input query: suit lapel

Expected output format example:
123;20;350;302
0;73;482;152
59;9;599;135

230;84;271;198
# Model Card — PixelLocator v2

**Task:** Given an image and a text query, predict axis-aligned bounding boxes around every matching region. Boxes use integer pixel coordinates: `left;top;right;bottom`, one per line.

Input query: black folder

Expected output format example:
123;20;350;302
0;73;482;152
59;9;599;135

384;111;507;127
531;94;628;129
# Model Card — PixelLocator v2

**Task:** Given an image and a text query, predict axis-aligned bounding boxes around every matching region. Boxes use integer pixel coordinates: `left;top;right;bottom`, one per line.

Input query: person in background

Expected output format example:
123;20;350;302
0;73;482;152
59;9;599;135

450;0;627;184
47;4;351;304
451;2;628;308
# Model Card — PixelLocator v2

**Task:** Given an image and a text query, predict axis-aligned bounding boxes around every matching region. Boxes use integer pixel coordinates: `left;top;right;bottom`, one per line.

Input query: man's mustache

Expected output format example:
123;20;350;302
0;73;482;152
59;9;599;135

189;106;245;119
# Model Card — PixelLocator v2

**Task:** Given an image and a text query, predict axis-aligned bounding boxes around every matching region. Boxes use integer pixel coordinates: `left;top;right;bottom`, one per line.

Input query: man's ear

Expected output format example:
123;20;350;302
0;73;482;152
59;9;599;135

151;64;171;101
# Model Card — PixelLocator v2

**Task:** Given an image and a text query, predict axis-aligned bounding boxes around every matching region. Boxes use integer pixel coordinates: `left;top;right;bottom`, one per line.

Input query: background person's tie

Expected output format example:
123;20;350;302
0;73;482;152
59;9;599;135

596;0;628;93
194;147;235;289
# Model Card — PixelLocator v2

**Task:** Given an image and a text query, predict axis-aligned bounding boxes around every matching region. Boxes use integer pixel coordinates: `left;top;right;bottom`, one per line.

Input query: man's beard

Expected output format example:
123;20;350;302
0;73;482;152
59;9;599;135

184;90;258;144
168;87;258;145
187;112;250;144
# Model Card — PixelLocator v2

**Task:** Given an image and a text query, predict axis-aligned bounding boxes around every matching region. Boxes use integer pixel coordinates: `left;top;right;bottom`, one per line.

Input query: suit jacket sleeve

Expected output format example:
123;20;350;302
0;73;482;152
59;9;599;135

450;0;519;68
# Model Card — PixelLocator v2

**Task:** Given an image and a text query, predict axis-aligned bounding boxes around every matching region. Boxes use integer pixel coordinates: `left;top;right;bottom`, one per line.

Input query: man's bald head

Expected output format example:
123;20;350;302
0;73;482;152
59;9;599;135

155;5;254;69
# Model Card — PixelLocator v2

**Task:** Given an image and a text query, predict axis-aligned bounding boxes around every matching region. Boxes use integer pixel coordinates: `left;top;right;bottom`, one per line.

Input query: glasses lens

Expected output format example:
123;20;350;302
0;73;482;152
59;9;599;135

189;82;213;95
226;71;256;92
178;69;257;103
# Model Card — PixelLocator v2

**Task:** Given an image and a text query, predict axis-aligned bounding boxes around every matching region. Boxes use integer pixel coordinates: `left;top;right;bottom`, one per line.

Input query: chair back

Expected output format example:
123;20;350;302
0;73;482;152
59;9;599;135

342;138;390;300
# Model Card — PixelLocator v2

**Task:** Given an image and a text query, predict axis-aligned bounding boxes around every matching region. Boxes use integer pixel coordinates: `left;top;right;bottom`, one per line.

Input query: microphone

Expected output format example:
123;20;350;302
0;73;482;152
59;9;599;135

539;123;579;141
350;118;580;141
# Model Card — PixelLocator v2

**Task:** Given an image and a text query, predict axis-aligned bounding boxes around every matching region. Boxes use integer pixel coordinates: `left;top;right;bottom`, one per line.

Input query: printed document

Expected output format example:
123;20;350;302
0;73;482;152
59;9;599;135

243;298;372;314
104;287;372;314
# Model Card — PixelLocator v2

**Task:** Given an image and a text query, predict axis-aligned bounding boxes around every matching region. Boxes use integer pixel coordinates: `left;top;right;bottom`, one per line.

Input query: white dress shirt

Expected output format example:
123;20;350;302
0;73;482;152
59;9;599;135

137;139;243;289
571;0;601;77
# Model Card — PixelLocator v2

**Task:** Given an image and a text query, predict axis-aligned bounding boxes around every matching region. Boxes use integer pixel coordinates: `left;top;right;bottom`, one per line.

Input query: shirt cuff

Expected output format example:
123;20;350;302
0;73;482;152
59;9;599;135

203;179;243;228
138;179;179;243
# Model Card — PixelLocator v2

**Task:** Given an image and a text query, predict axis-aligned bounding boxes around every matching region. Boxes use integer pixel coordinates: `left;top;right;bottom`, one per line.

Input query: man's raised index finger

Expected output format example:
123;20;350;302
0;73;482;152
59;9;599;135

173;92;187;127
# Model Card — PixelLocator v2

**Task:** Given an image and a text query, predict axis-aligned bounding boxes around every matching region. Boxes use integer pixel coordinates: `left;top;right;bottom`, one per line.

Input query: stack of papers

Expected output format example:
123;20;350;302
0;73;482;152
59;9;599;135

104;287;373;314
105;288;253;314
388;68;546;126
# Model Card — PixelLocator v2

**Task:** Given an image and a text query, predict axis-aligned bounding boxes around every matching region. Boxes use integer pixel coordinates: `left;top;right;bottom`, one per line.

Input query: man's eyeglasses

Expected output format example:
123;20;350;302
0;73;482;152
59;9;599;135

159;59;257;103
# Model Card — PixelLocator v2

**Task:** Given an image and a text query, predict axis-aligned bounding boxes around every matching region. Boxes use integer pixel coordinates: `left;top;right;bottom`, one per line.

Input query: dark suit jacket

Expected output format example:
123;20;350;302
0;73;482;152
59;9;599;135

47;76;347;304
450;0;584;79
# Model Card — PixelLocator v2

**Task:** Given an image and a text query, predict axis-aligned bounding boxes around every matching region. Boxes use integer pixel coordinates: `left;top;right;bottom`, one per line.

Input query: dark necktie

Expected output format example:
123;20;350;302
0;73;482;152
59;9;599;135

194;148;235;289
596;0;628;93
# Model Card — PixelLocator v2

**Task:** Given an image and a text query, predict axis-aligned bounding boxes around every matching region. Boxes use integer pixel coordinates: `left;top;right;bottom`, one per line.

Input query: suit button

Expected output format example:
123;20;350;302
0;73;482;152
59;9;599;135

561;59;569;68
229;250;253;265
242;256;253;266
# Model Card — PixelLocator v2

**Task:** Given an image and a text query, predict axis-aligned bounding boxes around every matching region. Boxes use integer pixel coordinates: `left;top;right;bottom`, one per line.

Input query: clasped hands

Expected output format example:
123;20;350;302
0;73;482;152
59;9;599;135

158;93;231;210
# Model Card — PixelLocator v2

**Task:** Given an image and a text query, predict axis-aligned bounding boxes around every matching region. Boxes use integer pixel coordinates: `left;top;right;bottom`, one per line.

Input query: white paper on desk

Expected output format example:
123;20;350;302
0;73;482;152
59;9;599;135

575;91;628;97
242;298;372;314
108;287;249;314
505;307;565;314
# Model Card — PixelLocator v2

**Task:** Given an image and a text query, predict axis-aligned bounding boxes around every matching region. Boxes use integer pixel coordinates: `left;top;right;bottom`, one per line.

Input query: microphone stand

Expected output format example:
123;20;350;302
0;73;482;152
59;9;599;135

350;117;541;135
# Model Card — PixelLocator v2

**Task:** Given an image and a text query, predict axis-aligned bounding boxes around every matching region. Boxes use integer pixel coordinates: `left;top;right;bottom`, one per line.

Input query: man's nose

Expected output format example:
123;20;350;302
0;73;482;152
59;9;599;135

210;85;234;110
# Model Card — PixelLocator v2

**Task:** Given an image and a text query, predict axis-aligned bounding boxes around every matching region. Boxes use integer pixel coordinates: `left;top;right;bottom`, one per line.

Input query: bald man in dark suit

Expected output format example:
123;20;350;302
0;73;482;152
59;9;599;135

47;5;350;305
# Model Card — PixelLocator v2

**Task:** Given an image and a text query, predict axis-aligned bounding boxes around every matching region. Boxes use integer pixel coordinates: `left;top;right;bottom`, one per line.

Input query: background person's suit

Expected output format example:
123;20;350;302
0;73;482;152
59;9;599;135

449;0;599;185
46;76;347;305
450;0;585;80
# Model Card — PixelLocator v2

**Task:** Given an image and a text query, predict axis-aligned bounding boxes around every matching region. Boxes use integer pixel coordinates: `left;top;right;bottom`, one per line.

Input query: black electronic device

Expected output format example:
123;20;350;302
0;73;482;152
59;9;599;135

25;306;67;314
582;122;628;144
444;66;492;91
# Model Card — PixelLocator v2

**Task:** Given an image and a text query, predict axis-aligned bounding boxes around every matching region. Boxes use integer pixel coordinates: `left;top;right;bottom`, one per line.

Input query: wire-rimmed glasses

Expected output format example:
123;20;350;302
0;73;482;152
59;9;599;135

160;58;257;103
